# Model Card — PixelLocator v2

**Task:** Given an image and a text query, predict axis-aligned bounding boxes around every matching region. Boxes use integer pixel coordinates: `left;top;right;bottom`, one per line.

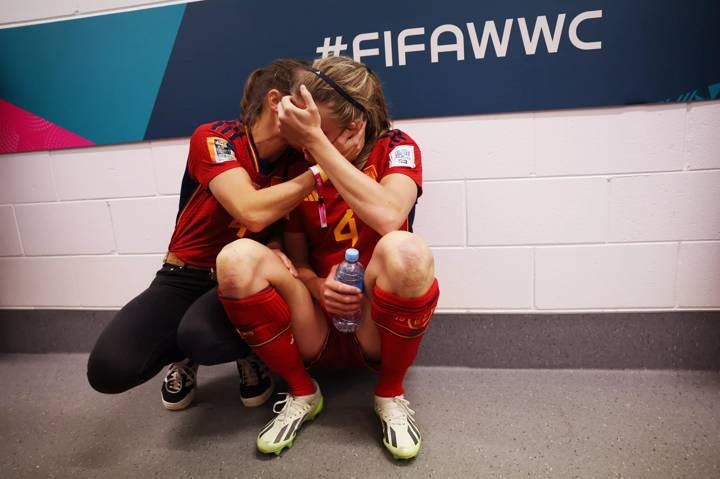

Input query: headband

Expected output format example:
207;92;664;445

306;67;367;114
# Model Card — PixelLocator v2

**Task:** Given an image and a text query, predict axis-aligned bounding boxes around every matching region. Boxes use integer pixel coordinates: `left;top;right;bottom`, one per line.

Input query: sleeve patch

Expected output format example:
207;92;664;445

388;145;416;169
206;137;236;163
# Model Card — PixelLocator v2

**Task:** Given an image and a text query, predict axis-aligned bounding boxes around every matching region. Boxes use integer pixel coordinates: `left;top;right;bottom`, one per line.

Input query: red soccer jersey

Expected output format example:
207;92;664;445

286;129;422;278
167;120;295;268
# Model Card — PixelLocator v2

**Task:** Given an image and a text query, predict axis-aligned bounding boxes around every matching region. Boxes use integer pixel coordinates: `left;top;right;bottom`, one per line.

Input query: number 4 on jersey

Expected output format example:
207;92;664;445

334;209;358;247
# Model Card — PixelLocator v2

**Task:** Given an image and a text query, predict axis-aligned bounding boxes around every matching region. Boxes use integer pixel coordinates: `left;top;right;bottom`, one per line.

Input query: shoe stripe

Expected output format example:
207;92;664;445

381;420;389;442
273;425;288;444
259;420;275;438
284;418;301;441
407;426;419;445
389;426;398;448
408;420;421;439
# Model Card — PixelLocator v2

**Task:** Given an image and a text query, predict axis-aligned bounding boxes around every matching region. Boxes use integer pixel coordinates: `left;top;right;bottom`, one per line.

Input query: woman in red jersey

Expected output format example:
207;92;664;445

87;59;319;411
216;56;439;460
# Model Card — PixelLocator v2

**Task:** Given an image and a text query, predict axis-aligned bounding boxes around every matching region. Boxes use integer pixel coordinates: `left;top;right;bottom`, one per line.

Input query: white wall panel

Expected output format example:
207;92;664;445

52;144;156;200
467;178;607;245
0;151;57;204
15;201;116;255
413;182;466;246
535;244;677;309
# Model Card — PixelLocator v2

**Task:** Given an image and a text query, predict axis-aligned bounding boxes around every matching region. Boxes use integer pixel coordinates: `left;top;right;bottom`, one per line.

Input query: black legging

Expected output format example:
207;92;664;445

86;264;249;394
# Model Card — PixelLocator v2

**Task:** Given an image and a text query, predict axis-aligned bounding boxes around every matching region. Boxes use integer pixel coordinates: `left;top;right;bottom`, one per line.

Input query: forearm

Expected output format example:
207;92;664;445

306;134;405;234
239;172;314;232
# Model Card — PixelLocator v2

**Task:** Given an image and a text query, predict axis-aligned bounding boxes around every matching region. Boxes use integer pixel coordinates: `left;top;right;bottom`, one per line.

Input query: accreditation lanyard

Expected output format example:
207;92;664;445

310;165;328;228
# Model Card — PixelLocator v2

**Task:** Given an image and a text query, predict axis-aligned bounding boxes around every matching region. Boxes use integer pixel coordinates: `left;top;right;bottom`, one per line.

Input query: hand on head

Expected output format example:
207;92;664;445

332;119;366;163
279;85;366;163
278;85;322;149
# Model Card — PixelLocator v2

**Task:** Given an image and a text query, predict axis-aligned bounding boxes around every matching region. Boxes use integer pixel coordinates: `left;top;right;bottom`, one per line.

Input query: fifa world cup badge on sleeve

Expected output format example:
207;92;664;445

207;137;236;163
388;145;416;168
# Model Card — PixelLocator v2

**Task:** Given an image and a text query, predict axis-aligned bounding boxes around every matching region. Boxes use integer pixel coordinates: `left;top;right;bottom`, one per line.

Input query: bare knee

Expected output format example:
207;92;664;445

372;231;434;297
216;239;270;298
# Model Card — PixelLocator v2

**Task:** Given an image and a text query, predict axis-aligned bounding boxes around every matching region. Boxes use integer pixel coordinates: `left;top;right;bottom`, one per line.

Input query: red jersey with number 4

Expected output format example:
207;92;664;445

167;120;293;268
286;129;422;278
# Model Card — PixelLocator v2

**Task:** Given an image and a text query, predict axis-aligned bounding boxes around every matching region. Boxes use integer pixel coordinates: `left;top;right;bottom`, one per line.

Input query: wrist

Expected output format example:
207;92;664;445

305;129;330;154
309;165;328;183
301;170;316;192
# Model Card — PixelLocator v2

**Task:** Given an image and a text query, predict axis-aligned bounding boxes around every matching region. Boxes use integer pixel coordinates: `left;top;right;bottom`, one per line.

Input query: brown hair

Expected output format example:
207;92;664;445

240;58;310;126
293;56;392;167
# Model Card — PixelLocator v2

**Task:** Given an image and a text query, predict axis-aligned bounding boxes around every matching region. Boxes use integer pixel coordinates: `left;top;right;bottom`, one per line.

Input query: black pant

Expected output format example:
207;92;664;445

86;264;250;394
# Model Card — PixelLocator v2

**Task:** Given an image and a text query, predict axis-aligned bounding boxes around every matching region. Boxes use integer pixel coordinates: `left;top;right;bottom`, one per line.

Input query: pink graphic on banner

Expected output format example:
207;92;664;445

0;99;94;153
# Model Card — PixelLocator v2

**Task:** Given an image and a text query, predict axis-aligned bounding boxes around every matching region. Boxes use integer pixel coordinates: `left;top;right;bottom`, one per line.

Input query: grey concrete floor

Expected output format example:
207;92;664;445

1;354;719;479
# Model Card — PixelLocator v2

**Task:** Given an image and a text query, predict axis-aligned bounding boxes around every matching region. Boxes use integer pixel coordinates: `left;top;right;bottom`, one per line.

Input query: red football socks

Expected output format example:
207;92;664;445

219;286;315;396
372;279;440;397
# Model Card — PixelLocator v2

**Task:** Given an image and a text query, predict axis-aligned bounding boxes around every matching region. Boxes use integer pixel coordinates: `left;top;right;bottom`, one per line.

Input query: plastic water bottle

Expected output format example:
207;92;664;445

332;248;365;333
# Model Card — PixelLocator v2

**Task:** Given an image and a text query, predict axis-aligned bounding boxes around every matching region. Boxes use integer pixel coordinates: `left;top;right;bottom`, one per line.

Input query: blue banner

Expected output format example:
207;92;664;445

1;0;718;152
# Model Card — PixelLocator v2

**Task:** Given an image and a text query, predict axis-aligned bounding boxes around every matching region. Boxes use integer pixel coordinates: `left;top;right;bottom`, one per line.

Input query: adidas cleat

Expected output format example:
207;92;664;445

374;395;422;460
256;380;323;455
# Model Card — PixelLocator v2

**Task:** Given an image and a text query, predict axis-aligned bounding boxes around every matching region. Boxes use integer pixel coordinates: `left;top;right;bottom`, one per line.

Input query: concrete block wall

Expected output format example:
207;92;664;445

1;1;719;312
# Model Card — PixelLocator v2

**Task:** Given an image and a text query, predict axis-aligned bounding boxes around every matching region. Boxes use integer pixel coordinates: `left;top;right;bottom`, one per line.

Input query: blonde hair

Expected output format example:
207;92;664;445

293;56;391;167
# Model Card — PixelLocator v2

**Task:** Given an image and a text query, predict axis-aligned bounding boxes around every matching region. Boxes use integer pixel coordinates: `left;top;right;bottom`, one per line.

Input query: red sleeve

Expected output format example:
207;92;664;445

376;130;423;197
187;124;242;189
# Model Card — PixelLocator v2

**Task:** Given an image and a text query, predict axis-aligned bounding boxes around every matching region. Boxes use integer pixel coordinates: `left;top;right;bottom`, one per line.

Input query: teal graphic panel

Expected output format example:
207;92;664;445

0;4;185;145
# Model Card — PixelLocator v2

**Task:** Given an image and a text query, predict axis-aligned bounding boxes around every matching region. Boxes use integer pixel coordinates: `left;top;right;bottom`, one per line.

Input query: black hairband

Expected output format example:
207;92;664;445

306;67;367;114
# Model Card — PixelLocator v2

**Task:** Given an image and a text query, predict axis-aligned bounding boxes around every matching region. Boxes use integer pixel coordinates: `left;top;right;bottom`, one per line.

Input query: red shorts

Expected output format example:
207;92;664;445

307;307;379;371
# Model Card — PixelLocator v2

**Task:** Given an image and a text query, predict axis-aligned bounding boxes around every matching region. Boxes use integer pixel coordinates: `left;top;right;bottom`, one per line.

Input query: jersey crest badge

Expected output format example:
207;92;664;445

207;137;236;163
388;145;416;168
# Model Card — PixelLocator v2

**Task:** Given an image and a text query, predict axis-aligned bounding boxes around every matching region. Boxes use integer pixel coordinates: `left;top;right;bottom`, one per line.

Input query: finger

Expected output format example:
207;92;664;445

279;95;296;115
324;287;363;301
351;122;366;142
287;263;298;277
326;279;362;295
279;255;298;277
324;290;363;306
300;84;318;112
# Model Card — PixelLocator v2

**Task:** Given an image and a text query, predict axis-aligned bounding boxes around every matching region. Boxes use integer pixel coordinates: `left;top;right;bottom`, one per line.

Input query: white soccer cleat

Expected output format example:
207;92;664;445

374;395;422;460
256;379;323;455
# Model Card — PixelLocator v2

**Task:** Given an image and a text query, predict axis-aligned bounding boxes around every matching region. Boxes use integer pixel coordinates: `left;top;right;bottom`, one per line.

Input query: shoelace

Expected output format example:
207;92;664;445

272;393;310;425
164;363;194;394
382;397;416;427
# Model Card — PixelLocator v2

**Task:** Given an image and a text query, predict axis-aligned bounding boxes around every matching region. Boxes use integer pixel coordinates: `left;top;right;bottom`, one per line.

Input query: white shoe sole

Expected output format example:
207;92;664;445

162;388;195;411
241;377;275;407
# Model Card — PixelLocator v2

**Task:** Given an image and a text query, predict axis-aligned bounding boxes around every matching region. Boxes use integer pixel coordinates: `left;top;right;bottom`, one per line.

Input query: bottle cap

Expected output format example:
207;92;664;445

345;248;359;262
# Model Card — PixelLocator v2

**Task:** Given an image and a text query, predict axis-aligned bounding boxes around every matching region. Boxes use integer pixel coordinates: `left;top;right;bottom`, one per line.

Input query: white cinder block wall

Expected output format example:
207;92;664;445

1;1;719;312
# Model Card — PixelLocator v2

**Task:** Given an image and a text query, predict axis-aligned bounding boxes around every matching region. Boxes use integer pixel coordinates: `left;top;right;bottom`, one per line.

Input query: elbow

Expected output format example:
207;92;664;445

373;210;407;236
243;218;268;234
242;212;274;233
244;222;264;234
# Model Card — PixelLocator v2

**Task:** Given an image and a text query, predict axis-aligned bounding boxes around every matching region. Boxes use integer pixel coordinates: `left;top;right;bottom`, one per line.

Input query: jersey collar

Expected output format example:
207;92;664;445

244;125;274;176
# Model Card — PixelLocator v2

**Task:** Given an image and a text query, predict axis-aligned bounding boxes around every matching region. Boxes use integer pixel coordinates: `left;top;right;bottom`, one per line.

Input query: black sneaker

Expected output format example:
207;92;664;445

161;359;198;411
236;352;274;407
